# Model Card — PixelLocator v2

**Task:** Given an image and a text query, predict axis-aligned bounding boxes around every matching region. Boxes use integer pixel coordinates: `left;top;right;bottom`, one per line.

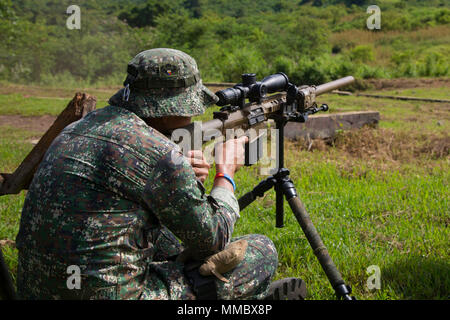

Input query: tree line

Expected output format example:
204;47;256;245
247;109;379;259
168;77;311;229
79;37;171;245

0;0;448;87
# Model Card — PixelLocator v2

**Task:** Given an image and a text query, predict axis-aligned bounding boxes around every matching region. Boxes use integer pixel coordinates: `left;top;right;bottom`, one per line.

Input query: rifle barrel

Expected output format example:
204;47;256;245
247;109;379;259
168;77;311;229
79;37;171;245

315;76;355;96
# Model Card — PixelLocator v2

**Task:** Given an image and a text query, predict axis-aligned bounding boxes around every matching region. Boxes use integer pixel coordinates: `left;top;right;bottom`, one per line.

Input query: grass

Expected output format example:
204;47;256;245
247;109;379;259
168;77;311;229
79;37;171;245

365;87;450;99
0;82;115;116
0;126;37;280
330;25;450;69
0;82;449;300
226;128;449;300
230;162;448;299
316;93;449;135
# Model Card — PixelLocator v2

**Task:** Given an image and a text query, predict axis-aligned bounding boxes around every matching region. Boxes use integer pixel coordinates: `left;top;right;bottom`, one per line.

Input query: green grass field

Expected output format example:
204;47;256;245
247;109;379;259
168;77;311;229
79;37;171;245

0;82;448;300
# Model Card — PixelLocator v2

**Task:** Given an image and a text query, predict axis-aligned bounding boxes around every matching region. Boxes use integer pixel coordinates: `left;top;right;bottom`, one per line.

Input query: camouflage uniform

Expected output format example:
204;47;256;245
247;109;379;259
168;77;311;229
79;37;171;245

15;49;278;300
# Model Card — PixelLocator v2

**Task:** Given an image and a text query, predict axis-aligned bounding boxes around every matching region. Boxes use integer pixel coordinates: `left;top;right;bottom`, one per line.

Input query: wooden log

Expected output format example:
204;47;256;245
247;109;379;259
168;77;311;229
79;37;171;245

284;111;380;140
331;90;450;103
0;93;97;196
356;93;450;103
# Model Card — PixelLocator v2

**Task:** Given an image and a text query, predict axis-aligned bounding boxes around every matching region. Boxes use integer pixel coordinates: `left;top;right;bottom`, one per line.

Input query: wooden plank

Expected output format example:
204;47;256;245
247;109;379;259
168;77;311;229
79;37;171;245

0;93;97;196
331;90;450;103
284;111;380;140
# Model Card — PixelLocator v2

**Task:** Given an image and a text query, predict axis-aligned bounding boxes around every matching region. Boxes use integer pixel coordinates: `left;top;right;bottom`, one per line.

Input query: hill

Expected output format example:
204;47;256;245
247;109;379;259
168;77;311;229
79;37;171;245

0;0;449;86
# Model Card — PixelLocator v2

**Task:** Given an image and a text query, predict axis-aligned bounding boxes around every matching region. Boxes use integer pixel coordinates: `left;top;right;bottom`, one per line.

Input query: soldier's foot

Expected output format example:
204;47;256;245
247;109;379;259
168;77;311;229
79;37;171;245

265;277;307;300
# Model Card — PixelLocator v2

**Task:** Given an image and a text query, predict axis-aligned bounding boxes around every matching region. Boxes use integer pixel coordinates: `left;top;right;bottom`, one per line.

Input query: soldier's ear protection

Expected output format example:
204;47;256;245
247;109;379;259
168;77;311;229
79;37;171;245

122;64;140;102
124;64;138;87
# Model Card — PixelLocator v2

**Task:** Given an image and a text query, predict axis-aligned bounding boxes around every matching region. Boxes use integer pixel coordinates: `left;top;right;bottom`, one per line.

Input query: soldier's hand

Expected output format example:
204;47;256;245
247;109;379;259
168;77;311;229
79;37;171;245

215;136;249;178
187;150;210;183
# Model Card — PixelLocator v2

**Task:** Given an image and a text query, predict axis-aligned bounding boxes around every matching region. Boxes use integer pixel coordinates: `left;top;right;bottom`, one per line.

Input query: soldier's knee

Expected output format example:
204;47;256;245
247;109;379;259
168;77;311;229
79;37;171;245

214;235;278;299
241;234;278;272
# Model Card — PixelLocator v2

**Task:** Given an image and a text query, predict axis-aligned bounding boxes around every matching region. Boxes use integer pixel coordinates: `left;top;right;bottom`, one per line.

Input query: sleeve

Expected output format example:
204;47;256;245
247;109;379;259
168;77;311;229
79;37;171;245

210;186;240;219
142;149;239;257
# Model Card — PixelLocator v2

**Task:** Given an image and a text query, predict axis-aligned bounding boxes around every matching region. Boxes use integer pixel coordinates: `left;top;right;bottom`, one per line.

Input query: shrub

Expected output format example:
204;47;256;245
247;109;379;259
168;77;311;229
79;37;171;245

418;52;449;77
349;45;375;63
221;46;269;82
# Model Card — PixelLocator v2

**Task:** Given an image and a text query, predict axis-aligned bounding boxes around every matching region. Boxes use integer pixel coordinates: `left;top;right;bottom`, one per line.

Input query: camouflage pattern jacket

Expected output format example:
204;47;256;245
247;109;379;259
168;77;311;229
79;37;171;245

15;105;240;299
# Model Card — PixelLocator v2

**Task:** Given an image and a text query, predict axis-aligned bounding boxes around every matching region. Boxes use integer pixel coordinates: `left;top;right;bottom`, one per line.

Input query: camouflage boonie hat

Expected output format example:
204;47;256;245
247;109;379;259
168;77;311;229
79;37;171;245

116;48;218;118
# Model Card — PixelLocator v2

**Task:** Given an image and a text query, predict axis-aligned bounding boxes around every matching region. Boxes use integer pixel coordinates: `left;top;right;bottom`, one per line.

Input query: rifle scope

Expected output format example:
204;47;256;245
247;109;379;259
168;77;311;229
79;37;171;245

216;73;289;107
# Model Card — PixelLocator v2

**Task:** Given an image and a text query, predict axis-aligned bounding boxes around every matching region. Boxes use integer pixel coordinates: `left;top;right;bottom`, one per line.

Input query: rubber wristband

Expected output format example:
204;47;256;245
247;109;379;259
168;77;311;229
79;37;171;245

215;173;236;191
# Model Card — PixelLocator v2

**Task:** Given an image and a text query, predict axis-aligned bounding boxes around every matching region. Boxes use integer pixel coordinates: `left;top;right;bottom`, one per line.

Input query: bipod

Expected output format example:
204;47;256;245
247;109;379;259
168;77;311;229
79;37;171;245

238;114;356;300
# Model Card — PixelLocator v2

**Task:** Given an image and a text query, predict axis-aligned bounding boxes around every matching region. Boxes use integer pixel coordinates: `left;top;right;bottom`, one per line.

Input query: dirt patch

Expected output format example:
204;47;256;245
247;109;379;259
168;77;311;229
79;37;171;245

332;127;449;161
293;126;450;162
0;115;56;133
358;230;404;251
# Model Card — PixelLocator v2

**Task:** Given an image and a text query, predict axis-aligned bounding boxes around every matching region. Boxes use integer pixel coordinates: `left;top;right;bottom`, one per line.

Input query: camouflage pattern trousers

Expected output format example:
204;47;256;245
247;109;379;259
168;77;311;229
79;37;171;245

17;231;278;300
141;232;279;300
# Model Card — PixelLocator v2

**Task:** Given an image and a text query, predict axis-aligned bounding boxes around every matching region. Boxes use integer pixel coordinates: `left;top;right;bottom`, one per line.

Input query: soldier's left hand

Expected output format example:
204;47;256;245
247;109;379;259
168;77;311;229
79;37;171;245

187;150;210;183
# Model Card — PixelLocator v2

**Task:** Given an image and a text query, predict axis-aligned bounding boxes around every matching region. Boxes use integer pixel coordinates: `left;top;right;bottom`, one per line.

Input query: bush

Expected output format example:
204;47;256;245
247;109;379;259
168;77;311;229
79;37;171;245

221;46;269;82
272;56;296;76
390;48;449;78
418;52;449;77
357;64;388;79
1;0;448;85
290;54;357;85
435;8;450;24
349;45;375;63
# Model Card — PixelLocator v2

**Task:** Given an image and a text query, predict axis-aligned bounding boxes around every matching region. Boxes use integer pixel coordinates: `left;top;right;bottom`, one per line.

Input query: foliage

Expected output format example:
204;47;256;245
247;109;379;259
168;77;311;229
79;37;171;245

349;45;375;63
118;0;184;27
0;0;449;86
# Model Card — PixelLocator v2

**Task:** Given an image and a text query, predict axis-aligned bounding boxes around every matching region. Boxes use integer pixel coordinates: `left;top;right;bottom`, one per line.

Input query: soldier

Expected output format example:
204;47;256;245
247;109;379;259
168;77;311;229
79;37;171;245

16;48;306;300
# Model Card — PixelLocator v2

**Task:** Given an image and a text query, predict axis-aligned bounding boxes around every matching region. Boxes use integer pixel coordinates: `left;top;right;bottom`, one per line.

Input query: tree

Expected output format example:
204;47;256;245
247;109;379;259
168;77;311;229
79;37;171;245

118;0;182;27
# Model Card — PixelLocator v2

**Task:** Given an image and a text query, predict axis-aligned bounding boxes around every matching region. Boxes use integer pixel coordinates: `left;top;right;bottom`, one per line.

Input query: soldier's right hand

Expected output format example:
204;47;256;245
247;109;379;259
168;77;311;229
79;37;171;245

215;136;248;178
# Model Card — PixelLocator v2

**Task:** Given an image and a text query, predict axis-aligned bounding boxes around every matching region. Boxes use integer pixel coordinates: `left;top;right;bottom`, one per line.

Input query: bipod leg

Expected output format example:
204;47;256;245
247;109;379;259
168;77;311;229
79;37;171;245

237;168;355;300
287;197;355;300
278;173;356;300
238;176;276;211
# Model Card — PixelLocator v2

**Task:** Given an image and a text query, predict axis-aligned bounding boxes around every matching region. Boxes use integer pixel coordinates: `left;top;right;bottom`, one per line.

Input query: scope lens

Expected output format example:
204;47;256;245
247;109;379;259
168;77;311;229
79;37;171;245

215;88;241;106
261;73;289;93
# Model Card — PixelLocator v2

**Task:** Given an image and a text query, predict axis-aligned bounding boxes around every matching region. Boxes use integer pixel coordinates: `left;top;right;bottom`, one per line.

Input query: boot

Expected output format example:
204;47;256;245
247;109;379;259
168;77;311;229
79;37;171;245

265;277;307;300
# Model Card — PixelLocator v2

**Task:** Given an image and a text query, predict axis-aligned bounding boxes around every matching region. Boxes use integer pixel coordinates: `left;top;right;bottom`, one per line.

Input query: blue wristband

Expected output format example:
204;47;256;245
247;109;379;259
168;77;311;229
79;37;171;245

215;173;236;191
